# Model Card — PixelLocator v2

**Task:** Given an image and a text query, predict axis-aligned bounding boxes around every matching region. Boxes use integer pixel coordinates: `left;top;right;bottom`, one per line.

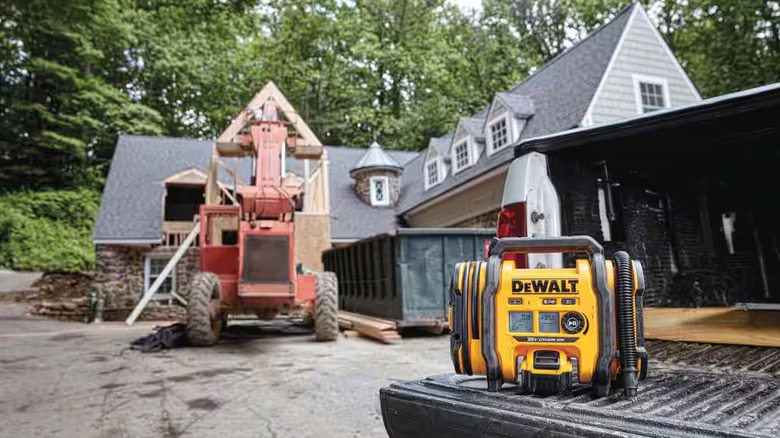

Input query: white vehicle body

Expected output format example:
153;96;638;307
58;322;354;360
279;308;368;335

501;152;563;268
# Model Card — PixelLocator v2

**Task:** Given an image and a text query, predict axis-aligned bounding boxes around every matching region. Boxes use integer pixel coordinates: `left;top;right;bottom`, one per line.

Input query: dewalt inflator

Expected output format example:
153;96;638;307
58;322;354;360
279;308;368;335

449;236;647;397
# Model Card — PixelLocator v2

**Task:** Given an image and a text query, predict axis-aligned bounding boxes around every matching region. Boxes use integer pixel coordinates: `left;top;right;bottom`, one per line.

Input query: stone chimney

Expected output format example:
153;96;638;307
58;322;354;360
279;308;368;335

350;142;402;207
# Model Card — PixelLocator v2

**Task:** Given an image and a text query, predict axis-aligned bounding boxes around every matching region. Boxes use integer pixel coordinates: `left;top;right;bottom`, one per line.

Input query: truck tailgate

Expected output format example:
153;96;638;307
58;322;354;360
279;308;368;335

380;341;780;438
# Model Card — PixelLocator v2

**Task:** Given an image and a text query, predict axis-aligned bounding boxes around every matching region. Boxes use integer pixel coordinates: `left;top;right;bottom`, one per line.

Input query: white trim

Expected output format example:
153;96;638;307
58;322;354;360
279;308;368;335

331;238;358;244
451;138;472;174
487;115;511;156
580;4;639;126
638;6;701;101
144;254;176;301
632;74;670;114
94;238;162;245
404;161;511;216
483;96;507;132
423;157;443;190
369;175;390;206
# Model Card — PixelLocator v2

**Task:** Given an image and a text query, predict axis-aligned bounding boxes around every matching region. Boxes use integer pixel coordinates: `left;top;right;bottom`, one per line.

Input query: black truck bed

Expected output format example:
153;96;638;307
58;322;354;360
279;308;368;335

380;341;780;437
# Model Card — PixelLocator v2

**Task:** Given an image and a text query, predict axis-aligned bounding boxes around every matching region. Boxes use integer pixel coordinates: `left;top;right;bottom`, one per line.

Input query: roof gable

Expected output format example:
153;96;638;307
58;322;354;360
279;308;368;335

483;93;536;131
397;2;635;215
216;81;322;158
457;114;487;143
582;4;702;125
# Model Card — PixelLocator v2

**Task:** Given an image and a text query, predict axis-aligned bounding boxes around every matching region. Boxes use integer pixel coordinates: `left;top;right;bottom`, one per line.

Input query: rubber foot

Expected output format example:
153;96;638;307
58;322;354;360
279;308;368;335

487;379;502;392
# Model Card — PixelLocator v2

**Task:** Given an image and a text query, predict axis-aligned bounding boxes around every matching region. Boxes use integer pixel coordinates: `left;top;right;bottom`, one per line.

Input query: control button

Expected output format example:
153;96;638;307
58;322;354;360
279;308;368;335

542;298;557;305
562;312;585;334
562;298;576;305
508;298;523;305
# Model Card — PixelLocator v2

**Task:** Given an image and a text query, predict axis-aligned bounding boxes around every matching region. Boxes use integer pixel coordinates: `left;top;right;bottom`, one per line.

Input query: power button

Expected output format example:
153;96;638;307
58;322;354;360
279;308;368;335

561;312;585;334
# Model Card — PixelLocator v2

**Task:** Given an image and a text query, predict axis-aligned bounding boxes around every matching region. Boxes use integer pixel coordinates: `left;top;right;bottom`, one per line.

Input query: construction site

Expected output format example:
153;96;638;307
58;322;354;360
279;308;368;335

3;2;780;437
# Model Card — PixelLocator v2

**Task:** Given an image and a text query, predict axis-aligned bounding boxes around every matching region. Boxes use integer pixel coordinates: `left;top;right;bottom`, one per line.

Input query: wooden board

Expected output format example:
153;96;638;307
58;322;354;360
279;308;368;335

338;311;399;344
644;307;780;348
217;81;323;152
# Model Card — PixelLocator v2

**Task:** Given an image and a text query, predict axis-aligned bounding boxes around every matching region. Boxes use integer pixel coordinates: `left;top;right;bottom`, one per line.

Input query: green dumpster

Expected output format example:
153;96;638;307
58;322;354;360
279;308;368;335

322;228;494;327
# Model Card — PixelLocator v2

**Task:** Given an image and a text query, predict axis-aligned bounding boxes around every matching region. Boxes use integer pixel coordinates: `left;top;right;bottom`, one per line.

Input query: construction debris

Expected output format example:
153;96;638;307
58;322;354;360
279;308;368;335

25;272;92;321
338;311;400;343
131;323;188;352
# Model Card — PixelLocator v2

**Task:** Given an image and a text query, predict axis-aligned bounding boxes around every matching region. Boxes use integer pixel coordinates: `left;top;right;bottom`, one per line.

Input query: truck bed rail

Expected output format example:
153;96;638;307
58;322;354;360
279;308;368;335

381;341;780;437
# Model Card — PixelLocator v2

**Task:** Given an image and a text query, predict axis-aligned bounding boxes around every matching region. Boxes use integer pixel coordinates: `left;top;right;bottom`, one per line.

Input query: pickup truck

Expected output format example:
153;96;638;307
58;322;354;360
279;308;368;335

379;153;780;437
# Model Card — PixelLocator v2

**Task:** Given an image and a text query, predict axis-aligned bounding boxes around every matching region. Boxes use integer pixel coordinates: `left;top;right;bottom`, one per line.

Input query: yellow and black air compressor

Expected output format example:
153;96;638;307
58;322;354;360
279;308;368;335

449;236;647;397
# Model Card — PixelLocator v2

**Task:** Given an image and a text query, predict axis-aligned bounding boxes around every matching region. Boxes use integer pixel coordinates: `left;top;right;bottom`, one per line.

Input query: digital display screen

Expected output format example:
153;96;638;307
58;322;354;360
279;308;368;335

509;312;533;332
538;312;560;333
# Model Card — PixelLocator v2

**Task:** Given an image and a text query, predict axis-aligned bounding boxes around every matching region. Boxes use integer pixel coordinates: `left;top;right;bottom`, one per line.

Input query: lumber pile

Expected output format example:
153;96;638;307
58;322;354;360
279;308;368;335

644;307;780;348
338;311;400;344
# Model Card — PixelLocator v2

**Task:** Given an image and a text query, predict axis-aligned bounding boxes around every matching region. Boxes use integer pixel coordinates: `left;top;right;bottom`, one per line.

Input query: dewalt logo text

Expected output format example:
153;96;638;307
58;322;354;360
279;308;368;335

511;279;579;294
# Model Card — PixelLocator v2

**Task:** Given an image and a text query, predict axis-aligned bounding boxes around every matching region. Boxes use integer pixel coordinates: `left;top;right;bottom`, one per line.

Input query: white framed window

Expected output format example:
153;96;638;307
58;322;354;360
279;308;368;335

632;74;670;114
424;158;442;190
452;140;471;173
488;117;510;155
369;176;390;206
144;255;175;301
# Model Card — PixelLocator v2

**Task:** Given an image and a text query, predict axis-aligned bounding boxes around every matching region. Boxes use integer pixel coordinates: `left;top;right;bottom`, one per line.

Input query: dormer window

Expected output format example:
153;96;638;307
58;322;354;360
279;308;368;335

453;140;471;173
369;176;390;206
424;158;442;189
633;74;669;114
488;117;509;154
484;93;534;156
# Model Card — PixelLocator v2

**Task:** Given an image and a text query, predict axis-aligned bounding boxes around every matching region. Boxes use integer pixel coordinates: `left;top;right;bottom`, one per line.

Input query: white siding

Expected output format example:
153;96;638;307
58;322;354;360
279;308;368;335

588;7;700;125
425;146;438;162
512;119;526;143
488;101;508;122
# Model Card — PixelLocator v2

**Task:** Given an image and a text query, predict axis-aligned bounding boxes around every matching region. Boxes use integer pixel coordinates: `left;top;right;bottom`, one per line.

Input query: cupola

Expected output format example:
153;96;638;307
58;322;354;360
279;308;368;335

350;142;402;207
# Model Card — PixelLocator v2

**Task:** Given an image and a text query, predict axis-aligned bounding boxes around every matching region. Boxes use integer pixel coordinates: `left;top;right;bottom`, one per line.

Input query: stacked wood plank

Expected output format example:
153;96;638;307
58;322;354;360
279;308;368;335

644;307;780;348
338;311;400;343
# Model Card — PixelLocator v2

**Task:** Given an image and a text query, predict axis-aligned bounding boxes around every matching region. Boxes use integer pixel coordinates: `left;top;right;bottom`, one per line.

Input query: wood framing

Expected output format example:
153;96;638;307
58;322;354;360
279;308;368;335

216;81;323;158
644;307;780;348
164;168;207;185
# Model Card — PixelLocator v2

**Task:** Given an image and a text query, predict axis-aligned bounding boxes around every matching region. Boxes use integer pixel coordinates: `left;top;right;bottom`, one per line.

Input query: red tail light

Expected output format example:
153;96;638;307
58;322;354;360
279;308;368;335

496;202;527;268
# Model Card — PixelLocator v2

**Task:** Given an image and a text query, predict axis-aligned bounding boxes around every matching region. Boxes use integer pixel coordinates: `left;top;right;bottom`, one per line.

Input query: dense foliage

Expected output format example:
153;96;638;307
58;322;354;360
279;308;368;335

0;190;100;271
1;0;779;271
4;0;780;183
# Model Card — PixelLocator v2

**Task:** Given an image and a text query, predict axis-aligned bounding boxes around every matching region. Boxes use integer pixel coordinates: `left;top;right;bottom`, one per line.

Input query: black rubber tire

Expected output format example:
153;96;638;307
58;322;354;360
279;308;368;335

186;272;222;346
314;272;339;342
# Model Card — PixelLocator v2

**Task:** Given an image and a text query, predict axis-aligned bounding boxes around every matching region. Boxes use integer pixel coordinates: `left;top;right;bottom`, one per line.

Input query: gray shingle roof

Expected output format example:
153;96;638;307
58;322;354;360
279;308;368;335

93;135;252;242
429;133;454;156
94;136;419;243
497;93;535;118
459;113;487;142
350;141;402;175
308;146;417;241
396;3;635;214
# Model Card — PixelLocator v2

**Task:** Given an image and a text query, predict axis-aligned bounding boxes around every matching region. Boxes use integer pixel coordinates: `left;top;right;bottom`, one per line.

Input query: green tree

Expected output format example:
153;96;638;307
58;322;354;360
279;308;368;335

0;0;162;191
118;0;259;139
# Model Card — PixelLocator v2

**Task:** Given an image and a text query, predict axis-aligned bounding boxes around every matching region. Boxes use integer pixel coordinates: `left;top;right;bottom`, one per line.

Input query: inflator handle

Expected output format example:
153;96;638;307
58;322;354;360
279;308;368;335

488;236;603;257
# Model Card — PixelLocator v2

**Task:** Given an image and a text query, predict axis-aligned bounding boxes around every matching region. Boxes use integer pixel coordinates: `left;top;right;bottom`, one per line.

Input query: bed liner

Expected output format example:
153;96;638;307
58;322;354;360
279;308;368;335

380;341;780;437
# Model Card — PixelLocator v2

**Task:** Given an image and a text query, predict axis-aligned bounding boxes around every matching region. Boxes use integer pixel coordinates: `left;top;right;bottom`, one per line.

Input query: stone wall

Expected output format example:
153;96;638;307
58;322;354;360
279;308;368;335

352;169;401;206
92;244;199;321
452;209;500;229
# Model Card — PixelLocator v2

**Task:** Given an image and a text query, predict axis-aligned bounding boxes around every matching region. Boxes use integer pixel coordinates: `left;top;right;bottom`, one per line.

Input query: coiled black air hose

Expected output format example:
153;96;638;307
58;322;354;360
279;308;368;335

613;251;638;396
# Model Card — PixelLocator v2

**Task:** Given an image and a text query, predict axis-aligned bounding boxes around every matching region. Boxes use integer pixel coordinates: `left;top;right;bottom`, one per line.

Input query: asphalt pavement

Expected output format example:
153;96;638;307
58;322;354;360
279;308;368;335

0;303;451;438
